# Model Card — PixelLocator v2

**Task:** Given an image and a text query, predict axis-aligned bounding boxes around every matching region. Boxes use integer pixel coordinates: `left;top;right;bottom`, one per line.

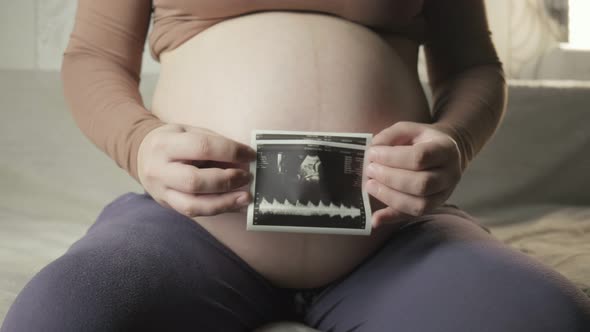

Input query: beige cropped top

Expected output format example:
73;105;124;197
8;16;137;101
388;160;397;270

62;0;503;181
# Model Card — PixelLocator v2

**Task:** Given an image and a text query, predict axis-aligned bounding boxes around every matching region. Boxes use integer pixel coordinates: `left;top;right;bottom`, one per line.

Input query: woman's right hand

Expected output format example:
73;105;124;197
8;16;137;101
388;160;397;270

137;124;257;218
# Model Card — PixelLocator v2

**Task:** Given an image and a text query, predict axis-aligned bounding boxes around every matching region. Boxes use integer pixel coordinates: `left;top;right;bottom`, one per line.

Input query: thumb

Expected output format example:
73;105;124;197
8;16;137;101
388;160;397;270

372;207;412;228
372;121;425;146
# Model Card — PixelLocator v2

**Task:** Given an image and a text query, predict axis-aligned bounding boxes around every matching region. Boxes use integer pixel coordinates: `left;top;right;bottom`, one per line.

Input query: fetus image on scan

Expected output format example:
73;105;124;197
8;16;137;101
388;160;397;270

252;132;371;231
277;152;323;183
255;144;367;229
297;154;322;182
275;151;324;203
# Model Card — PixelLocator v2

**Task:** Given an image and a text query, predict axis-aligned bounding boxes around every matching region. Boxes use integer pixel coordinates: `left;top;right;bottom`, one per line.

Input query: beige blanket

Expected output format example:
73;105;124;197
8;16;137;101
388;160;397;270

490;206;590;296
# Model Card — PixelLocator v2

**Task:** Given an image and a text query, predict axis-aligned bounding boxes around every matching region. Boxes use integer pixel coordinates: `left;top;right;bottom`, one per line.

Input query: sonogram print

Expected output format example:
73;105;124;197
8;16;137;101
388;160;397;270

253;143;366;229
248;131;373;235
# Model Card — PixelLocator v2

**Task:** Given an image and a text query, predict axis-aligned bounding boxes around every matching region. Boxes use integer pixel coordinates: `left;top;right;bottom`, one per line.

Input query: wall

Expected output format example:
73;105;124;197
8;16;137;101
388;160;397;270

0;0;159;73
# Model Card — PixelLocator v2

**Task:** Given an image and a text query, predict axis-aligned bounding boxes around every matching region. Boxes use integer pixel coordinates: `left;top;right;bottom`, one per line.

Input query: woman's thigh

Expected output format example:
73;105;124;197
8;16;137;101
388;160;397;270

303;207;590;332
1;193;294;332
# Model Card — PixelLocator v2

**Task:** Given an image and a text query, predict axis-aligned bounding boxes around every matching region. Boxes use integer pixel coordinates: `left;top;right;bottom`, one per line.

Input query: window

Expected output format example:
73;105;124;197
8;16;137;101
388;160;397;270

568;0;590;48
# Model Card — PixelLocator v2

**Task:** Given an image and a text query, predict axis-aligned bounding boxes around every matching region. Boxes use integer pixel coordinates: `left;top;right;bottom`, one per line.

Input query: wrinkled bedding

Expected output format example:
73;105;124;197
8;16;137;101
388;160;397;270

490;206;590;297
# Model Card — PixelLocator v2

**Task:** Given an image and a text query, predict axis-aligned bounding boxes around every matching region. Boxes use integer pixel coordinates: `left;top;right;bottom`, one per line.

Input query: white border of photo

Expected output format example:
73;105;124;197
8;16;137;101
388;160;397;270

247;130;373;235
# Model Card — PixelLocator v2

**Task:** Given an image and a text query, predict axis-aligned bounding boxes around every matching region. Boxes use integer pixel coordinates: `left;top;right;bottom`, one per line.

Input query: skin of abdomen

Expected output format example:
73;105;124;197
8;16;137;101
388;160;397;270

152;11;431;289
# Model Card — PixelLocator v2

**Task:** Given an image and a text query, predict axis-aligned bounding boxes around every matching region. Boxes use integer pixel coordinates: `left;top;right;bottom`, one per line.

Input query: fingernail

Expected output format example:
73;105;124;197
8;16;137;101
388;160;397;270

236;172;253;187
246;147;257;160
238;146;257;162
366;163;376;177
236;194;251;207
249;148;257;158
367;148;377;161
365;180;377;194
372;217;380;228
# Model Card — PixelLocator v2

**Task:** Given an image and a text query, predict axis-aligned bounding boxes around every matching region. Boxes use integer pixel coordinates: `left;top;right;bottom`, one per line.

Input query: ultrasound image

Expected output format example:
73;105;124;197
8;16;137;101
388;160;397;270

253;143;367;229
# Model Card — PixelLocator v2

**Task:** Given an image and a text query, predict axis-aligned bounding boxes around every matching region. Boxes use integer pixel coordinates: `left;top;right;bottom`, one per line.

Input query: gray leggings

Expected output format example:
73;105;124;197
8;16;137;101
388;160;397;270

2;193;590;331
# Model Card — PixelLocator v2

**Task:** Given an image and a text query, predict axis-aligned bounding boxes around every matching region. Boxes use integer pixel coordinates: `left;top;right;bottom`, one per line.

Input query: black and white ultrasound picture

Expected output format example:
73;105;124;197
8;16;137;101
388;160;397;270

252;143;367;229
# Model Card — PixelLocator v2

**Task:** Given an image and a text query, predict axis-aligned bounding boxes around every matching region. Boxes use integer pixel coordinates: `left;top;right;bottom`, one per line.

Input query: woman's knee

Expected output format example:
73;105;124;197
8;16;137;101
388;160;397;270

2;192;230;331
306;213;590;331
390;214;590;330
2;230;191;331
426;212;590;329
3;198;292;331
427;238;590;330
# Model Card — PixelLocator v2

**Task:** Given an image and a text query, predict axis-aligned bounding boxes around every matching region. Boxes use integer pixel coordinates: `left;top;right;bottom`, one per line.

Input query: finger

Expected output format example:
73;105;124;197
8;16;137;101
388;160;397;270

192;160;250;172
164;163;252;194
164;189;252;218
366;163;451;196
372;121;423;146
184;126;222;137
167;124;221;137
371;207;412;228
365;179;450;216
367;141;450;171
166;132;256;163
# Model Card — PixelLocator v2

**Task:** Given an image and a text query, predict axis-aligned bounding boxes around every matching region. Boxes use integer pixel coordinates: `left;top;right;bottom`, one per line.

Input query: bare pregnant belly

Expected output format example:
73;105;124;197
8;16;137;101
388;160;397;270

152;11;431;288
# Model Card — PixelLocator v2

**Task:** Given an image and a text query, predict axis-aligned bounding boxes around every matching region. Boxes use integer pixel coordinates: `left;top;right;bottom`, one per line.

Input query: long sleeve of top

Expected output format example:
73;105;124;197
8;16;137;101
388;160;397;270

62;0;164;182
423;0;507;171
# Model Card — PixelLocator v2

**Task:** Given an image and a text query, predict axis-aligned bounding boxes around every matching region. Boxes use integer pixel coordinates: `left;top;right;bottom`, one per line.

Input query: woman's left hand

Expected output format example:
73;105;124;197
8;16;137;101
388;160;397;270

365;121;463;227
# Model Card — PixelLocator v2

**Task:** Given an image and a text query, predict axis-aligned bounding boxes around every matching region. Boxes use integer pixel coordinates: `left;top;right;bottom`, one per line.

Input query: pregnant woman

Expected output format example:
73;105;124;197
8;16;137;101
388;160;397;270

3;0;590;331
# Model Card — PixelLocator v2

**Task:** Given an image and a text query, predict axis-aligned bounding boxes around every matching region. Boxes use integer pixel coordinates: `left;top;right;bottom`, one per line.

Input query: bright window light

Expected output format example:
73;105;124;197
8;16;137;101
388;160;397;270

569;0;590;48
